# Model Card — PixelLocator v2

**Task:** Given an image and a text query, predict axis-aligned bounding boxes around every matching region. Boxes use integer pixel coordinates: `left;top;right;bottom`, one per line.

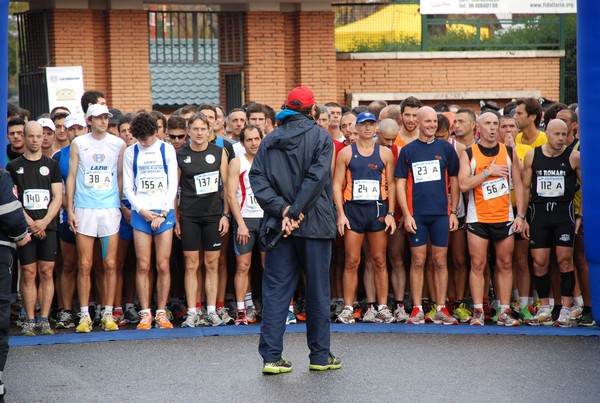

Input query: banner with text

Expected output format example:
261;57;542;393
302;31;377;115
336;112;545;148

420;0;577;14
46;66;85;116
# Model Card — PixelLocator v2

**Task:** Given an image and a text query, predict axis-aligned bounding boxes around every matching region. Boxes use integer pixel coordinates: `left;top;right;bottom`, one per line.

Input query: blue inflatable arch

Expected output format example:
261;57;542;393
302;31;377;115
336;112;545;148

1;0;8;166
577;1;600;324
0;1;598;323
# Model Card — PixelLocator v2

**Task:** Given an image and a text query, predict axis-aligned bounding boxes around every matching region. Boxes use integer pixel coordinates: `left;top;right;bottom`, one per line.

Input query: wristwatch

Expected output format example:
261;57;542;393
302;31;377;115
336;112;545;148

450;210;458;215
158;213;166;219
387;211;396;217
222;212;231;219
516;214;526;219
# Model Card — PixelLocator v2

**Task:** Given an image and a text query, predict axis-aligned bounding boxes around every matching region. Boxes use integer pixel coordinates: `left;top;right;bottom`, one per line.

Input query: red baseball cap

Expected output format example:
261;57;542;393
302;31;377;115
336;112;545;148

286;86;315;110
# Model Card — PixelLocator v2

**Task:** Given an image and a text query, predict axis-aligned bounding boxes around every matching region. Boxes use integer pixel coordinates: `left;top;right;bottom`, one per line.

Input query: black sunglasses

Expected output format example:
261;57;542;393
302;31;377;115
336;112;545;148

168;133;186;140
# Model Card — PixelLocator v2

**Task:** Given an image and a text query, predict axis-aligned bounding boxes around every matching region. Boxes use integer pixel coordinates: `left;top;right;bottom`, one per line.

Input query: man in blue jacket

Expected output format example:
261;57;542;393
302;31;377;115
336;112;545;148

0;167;30;401
250;86;341;374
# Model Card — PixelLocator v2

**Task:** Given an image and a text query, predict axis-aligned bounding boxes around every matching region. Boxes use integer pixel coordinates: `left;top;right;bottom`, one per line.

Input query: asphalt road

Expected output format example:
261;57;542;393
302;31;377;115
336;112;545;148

5;332;600;402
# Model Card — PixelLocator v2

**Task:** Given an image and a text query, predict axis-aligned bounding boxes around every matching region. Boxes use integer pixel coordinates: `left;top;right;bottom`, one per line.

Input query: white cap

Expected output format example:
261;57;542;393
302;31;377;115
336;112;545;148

65;114;87;129
37;118;56;132
86;104;113;118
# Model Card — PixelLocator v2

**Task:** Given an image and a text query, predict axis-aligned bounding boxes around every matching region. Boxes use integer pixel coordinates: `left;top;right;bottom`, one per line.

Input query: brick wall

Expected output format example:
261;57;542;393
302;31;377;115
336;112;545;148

244;11;287;109
295;11;337;104
47;9;104;91
48;8;151;112
336;56;560;107
219;10;338;111
105;9;151;111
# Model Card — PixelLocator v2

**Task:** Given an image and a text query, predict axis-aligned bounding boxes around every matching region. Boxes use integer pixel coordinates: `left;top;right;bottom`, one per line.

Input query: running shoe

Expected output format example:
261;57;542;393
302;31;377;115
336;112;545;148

181;311;198;328
197;311;209;326
497;309;521;327
393;305;409;323
331;300;344;320
236;310;248;325
578;312;596;327
483;302;492;321
21;320;37;336
470;309;485;326
246;306;258;324
570;305;583;319
101;313;119;331
206;311;225;327
137;311;153;330
170;303;185;320
491;309;500;323
362;306;380;323
434;307;458;325
16;308;26;327
56;310;76;329
217;307;235;325
93;308;102;326
155;311;173;329
527;306;553;326
50;308;61;323
37;319;54;335
286;311;297;325
353;304;363;321
425;303;437;323
407;307;425;325
452;303;472;323
376;306;396;323
555;307;576;328
309;353;342;371
517;306;534;322
336;307;355;324
295;310;306;322
262;357;292;375
116;311;128;327
125;306;140;324
113;310;124;326
76;314;93;333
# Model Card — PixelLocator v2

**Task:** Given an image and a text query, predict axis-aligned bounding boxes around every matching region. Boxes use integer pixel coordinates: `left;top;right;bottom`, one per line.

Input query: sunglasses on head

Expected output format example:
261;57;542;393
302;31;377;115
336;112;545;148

168;133;186;140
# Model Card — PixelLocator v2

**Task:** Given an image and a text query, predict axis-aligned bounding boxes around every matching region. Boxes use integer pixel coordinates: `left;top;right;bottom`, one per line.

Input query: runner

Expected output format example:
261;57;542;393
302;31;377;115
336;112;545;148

395;106;459;325
66;104;126;333
175;113;230;327
123;112;178;330
458;112;526;326
523;119;582;327
226;125;264;325
334;112;396;324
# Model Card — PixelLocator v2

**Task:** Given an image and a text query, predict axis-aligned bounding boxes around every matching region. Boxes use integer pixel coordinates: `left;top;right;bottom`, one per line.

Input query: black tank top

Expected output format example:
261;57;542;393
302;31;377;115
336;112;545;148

531;146;577;203
176;143;223;218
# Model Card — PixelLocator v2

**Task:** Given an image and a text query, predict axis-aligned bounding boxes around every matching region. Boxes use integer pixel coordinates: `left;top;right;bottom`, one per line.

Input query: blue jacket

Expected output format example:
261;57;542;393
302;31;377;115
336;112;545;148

0;169;28;249
249;112;336;239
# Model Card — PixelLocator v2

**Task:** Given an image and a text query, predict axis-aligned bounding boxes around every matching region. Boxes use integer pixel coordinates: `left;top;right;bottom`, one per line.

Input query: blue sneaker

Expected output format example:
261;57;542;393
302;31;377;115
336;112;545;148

286;311;297;325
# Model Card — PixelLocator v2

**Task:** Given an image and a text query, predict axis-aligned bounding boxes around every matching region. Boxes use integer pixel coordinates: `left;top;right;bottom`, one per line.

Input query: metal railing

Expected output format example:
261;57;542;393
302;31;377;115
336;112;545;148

148;10;243;65
18;71;48;119
333;2;564;52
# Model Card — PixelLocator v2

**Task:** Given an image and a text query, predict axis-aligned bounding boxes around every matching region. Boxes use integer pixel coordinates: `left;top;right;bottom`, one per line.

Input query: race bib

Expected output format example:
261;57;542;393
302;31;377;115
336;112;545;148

137;175;167;195
352;179;380;201
246;193;261;211
481;177;509;200
23;189;50;210
412;160;441;183
85;170;112;191
536;176;565;197
194;171;219;195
